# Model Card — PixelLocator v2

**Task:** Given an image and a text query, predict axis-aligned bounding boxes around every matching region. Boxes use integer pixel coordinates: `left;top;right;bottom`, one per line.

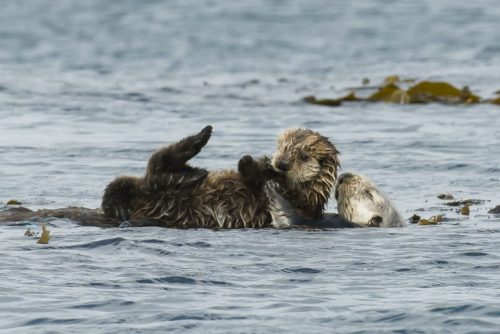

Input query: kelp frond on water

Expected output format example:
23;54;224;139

304;76;500;107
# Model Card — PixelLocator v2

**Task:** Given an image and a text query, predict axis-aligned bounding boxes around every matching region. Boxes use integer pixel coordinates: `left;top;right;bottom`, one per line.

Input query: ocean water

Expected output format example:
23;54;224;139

1;1;500;333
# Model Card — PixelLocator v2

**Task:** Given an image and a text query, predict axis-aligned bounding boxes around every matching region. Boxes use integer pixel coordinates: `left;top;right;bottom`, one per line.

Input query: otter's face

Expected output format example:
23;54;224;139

335;173;381;225
272;129;340;186
335;173;405;227
335;173;374;202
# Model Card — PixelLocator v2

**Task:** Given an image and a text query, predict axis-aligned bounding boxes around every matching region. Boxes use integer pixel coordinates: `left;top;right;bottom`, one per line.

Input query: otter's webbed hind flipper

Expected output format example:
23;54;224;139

146;125;212;179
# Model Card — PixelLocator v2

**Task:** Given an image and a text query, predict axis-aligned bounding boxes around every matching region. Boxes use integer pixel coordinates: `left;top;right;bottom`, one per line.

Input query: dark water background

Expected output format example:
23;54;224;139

1;1;500;333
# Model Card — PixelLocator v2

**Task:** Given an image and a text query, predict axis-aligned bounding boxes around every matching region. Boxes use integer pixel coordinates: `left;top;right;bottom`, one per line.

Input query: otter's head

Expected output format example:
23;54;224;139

335;173;405;227
271;128;340;219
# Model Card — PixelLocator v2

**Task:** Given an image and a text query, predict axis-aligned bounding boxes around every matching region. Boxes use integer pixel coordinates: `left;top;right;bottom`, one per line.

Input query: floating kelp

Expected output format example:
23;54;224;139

302;92;362;107
460;206;470;216
303;95;342;107
488;205;500;214
368;84;406;103
37;224;51;244
367;81;479;104
303;77;498;107
409;213;445;225
444;199;487;207
406;82;480;104
418;214;444;225
490;96;500;105
383;75;416;84
6;199;22;205
339;91;360;102
384;75;400;85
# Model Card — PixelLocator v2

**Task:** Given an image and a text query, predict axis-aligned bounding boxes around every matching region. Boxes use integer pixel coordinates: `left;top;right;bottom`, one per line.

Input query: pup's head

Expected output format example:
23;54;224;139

271;129;340;218
335;173;404;227
272;128;340;186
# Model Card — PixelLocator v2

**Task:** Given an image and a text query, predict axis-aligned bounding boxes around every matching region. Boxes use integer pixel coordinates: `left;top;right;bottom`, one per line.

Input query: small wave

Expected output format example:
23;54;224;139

282;267;322;274
473;264;500;270
289;278;312;283
204;93;255;101
430;304;484;314
169;313;247;321
460;251;488;257
64;237;127;249
428;260;449;265
173;241;211;248
87;282;122;289
121;92;150;103
141;239;169;244
375;312;407;323
24;317;83;326
199;280;233;286
443;318;495;327
71;300;134;310
446;163;471;170
136;276;196;284
158;86;183;94
142;247;172;256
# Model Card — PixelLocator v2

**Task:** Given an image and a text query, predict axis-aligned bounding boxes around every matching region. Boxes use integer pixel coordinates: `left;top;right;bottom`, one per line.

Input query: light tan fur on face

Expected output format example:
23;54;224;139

271;128;340;220
335;173;405;228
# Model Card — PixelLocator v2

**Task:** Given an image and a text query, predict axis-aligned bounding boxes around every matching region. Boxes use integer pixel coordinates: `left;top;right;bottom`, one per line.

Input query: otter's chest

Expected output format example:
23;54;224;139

265;181;305;228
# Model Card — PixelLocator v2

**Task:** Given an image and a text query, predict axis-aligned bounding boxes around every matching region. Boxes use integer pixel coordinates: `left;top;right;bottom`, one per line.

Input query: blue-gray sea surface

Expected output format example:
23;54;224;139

1;1;500;333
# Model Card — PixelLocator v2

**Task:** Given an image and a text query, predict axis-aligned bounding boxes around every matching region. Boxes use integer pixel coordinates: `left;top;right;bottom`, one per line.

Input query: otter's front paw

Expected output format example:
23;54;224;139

238;155;259;177
258;156;285;181
238;155;266;190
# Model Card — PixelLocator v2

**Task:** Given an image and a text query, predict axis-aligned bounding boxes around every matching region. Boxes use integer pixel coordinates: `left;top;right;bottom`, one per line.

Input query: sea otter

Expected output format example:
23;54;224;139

266;128;341;226
335;173;405;227
101;126;341;228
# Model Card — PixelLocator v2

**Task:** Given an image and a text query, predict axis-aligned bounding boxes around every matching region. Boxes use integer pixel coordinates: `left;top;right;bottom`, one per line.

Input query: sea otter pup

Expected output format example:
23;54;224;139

266;128;340;226
335;173;405;227
101;126;341;228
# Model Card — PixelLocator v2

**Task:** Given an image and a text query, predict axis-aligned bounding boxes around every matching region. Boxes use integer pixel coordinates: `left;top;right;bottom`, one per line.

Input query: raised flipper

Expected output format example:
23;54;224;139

145;125;212;180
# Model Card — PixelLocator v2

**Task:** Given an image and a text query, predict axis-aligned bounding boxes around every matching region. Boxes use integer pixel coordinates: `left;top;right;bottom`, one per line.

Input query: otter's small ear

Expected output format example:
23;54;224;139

368;216;383;227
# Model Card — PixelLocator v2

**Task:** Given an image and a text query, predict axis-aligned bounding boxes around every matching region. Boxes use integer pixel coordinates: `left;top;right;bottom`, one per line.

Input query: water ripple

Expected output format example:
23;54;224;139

136;276;197;284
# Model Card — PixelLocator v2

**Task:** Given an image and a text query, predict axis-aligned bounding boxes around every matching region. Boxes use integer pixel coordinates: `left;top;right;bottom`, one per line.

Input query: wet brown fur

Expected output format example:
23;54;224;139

102;126;272;228
101;126;340;228
271;129;340;220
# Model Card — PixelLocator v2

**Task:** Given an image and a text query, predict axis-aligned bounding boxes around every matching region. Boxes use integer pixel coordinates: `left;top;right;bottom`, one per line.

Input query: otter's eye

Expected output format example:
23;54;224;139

300;153;308;161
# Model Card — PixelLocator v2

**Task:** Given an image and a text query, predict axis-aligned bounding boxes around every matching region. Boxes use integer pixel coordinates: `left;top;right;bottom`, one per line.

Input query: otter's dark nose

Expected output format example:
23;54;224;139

277;160;290;172
338;172;354;185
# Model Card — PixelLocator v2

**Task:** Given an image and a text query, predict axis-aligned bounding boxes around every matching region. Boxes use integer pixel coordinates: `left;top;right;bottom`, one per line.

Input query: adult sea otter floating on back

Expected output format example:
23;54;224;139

101;125;354;228
1;126;359;228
